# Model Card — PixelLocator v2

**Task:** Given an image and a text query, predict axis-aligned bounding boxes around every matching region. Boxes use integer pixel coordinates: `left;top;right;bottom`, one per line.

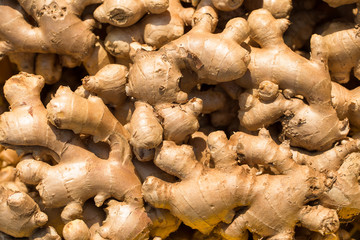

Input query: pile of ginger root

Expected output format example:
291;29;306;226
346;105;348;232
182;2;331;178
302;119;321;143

4;0;360;239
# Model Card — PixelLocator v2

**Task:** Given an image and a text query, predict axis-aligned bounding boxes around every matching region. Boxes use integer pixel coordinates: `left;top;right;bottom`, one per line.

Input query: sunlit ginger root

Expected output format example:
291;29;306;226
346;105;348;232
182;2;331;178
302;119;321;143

81;64;128;107
128;98;202;161
93;0;169;27
126;8;250;105
142;129;339;238
329;82;360;130
188;88;227;114
0;0;98;63
319;152;360;221
89;200;151;240
291;138;360;173
237;86;349;151
0;186;48;237
0;73;143;225
133;159;181;238
238;9;332;108
105;0;194;60
318;16;360;83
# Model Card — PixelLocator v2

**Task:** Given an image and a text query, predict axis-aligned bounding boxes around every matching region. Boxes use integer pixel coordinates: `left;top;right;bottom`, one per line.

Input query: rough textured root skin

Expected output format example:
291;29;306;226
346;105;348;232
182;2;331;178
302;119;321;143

155;98;202;144
63;220;90;240
82;64;128;106
94;0;169;27
105;0;194;59
244;0;293;18
331;82;360;129
298;205;339;235
321;152;360;211
92;201;151;240
143;132;338;238
0;186;48;237
46;86;129;142
0;73;78;161
188;131;211;166
16;151;143;218
188;88;227;114
238;89;349;151
281;105;349;151
0;73;143;225
239;9;333;108
0;0;96;62
129;101;163;150
126;12;250;105
35;54;62;85
82;41;114;76
291;139;360;173
319;21;360;83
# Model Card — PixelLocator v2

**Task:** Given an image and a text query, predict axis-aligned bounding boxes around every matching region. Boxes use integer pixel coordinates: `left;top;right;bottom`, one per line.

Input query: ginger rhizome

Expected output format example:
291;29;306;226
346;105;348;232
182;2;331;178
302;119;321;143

320;20;360;83
142;129;340;239
236;9;348;151
128;98;202;161
0;186;48;237
94;0;170;27
105;0;194;60
238;87;349;151
0;0;96;64
126;8;250;105
0;73;147;234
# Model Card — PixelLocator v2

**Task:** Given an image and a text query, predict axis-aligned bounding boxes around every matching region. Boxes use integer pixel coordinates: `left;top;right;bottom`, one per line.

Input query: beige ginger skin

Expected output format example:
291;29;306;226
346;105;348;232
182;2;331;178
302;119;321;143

105;0;194;60
0;186;48;237
94;0;169;27
238;87;349;151
0;0;97;63
142;129;340;239
319;21;360;83
126;8;250;105
0;73;147;232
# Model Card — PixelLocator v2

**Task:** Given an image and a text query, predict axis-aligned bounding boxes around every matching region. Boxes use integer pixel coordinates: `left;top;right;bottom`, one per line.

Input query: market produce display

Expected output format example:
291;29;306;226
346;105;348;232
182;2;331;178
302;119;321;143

2;0;360;239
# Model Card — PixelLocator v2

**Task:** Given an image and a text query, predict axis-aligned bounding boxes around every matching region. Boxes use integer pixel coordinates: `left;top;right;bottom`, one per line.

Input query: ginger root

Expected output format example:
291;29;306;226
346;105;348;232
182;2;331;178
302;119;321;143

126;8;250;105
0;73;144;230
0;186;48;237
142;129;339;238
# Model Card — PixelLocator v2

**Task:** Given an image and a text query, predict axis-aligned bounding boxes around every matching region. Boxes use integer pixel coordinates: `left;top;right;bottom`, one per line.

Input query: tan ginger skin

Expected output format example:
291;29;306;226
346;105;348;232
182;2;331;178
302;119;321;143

142;129;340;239
128;98;202;161
93;0;169;27
319;21;360;83
237;9;332;107
126;8;250;105
0;186;48;237
238;87;349;151
0;73;149;233
0;0;97;63
82;64;128;107
105;0;194;60
331;82;360;130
